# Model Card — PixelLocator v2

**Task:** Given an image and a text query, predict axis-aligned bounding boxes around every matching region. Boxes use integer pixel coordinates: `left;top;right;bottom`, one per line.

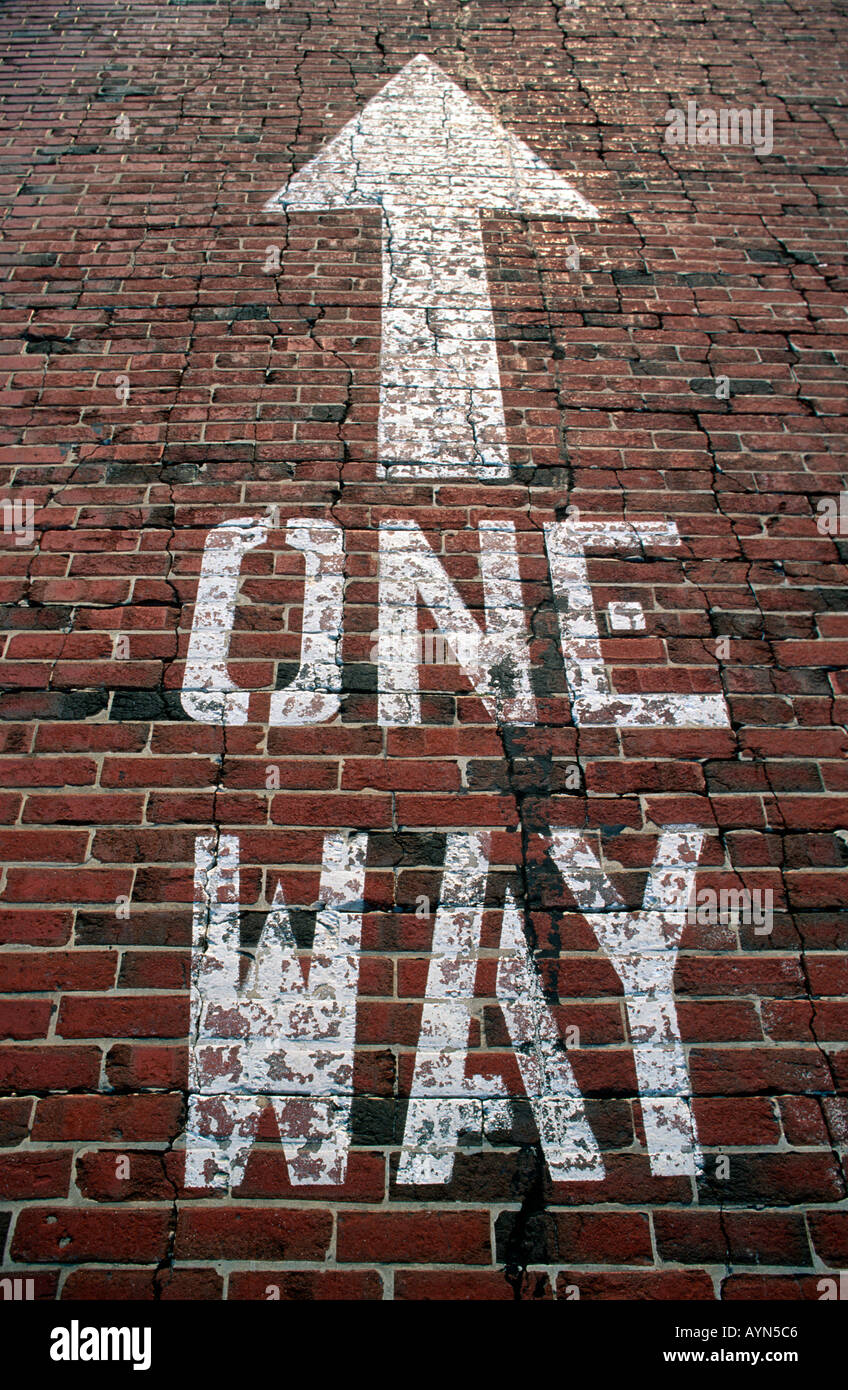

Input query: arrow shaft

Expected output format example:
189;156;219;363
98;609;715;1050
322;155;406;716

378;206;509;480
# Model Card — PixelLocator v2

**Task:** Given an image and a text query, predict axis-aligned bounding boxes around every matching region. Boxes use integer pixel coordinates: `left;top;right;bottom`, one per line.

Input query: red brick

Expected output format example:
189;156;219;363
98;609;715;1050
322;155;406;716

104;1044;187;1091
808;1212;848;1267
0;951;117;993
337;1211;491;1264
563;1265;719;1303
175;1207;332;1261
721;1275;825;1300
56;994;187;1039
0;1046;102;1094
23;793;145;825
237;1149;385;1201
0;1096;32;1145
74;1149;176;1202
0;1150;71;1198
12;1207;170;1263
655;1211;811;1266
0;910;71;945
32;1094;183;1142
0;999;52;1038
2;868;133;903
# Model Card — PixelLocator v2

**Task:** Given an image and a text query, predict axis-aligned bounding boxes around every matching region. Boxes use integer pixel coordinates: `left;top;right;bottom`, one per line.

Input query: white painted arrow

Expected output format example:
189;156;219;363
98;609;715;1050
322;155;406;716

266;54;598;480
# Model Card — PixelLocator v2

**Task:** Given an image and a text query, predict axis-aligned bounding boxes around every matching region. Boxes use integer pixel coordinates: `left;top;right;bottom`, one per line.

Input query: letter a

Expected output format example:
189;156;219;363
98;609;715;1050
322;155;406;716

398;833;602;1184
378;520;536;727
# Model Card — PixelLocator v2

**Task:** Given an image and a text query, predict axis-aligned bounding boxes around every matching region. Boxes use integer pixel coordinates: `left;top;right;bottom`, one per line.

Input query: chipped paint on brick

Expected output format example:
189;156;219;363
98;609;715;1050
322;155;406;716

186;829;367;1189
266;54;597;479
269;519;344;725
181;516;344;727
181;516;270;726
550;827;706;1177
494;888;605;1182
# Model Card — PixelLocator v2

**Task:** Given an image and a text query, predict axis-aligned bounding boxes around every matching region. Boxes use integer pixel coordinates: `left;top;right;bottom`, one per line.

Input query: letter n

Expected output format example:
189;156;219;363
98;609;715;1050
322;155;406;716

378;520;536;726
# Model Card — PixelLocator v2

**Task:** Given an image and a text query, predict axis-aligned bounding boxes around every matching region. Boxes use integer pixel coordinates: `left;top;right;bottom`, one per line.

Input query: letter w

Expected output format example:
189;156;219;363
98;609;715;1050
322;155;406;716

186;830;367;1189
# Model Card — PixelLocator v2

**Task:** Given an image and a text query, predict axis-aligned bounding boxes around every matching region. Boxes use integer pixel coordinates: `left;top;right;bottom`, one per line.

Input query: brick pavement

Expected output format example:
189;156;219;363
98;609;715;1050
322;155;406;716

0;0;846;1301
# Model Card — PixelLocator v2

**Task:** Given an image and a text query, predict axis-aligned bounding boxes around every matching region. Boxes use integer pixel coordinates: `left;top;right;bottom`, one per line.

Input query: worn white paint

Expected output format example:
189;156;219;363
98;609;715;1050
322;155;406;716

494;888;604;1181
181;516;343;727
398;833;602;1185
266;54;597;479
544;517;730;728
181;517;269;726
549;827;705;1176
378;518;536;725
185;830;367;1188
184;513;729;734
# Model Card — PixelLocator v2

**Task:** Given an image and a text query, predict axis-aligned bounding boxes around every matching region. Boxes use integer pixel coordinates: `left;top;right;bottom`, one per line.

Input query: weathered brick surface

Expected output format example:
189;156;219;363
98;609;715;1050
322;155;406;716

0;0;846;1301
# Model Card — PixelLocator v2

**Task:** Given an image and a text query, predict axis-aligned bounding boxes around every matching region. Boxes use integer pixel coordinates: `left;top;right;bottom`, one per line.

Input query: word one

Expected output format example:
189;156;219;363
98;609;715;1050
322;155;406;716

181;514;729;731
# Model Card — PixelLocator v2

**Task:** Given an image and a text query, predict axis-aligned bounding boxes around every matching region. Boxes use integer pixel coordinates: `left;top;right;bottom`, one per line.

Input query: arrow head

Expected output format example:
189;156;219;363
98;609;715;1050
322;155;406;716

267;54;598;218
